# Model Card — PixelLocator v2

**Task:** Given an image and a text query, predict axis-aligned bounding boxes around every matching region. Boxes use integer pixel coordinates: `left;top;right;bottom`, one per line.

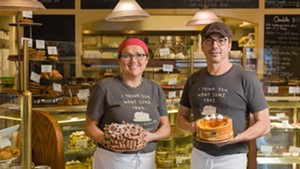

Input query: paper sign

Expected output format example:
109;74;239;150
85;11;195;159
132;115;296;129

30;71;41;83
267;86;279;94
41;65;52;73
163;64;173;72
75;139;88;148
47;46;58;55
289;146;300;153
168;91;176;98
289;86;300;94
260;145;272;153
21;37;33;48
179;90;183;97
35;40;45;49
276;113;286;118
22;11;32;18
168;78;177;85
53;83;62;92
78;89;90;100
159;48;170;57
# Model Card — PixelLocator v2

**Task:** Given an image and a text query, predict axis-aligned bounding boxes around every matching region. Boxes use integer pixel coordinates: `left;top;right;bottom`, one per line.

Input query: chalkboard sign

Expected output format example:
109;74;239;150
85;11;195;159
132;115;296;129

264;15;300;78
40;0;74;9
81;0;258;9
265;0;300;8
31;15;75;58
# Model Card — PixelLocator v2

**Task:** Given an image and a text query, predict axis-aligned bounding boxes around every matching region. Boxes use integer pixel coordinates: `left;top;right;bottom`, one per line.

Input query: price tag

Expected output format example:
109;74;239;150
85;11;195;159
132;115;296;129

30;71;41;83
260;145;273;153
47;46;58;55
162;64;173;72
22;11;32;18
78;89;90;100
21;37;33;48
75;139;88;148
35;39;45;49
289;146;300;153
267;86;279;94
176;156;183;164
41;65;52;73
276;113;286;118
168;78;177;85
53;83;62;92
159;48;170;57
282;120;289;128
288;86;300;94
168;91;176;98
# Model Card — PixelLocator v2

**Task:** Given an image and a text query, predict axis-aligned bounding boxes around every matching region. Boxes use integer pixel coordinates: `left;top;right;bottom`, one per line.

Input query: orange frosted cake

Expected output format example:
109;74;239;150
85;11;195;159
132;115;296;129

196;114;233;142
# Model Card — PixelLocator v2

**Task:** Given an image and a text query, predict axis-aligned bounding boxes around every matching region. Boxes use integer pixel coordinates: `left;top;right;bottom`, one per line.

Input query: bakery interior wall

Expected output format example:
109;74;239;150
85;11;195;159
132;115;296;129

1;0;299;79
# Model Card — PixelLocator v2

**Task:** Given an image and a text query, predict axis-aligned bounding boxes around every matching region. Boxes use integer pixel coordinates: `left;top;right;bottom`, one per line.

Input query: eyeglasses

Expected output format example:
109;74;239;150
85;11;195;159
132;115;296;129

203;38;228;46
120;53;148;61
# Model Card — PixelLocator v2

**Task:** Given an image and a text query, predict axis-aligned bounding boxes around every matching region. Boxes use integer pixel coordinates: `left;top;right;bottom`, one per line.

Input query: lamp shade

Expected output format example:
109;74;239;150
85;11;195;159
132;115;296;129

0;0;45;11
186;9;221;26
105;0;150;22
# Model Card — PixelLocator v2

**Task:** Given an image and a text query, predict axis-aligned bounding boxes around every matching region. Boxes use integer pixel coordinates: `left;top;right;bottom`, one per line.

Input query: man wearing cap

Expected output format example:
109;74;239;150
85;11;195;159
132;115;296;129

85;38;170;169
176;22;270;169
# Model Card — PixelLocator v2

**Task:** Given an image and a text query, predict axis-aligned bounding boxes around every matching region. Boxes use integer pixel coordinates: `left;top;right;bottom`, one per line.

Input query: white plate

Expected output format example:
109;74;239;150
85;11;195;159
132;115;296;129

0;157;17;163
193;131;236;144
100;142;146;152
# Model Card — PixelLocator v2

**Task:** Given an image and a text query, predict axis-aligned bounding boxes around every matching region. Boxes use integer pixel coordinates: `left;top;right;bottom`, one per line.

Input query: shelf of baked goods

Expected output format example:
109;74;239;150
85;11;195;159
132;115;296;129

8;48;59;62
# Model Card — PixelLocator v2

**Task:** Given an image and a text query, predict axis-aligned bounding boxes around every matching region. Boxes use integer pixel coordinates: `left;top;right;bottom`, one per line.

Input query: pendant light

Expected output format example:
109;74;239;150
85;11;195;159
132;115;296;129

186;0;221;26
0;0;45;10
105;0;150;22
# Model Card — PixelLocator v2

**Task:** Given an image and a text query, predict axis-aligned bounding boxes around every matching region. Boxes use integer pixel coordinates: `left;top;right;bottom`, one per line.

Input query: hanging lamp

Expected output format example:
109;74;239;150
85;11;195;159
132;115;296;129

0;0;45;10
105;0;150;22
186;0;221;26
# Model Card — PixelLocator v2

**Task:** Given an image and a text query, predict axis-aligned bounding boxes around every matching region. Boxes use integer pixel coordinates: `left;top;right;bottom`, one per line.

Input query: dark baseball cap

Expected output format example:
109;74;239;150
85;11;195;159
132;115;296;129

201;22;232;39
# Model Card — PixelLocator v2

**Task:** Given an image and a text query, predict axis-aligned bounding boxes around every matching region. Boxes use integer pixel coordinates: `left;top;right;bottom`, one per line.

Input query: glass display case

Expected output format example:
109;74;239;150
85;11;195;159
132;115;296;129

257;98;300;169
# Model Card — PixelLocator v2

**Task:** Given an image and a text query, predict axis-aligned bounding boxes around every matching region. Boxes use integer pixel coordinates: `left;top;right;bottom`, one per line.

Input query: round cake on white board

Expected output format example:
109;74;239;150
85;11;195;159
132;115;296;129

196;114;233;142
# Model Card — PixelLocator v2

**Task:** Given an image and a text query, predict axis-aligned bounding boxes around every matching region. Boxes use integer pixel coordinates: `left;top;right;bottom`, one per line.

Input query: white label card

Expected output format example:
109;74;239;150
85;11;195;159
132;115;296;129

267;86;279;94
168;91;176;98
179;90;183;97
260;145;273;153
75;139;88;148
289;146;300;153
276;113;286;118
78;89;90;100
35;40;45;49
53;83;62;92
289;86;300;94
168;78;177;85
282;120;289;128
41;65;52;73
159;48;170;57
162;64;173;72
22;11;32;18
30;71;41;83
47;46;58;55
21;37;33;48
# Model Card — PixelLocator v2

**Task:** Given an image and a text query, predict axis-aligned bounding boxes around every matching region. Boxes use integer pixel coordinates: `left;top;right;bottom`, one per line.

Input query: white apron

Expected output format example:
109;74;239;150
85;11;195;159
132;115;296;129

191;148;247;169
93;147;156;169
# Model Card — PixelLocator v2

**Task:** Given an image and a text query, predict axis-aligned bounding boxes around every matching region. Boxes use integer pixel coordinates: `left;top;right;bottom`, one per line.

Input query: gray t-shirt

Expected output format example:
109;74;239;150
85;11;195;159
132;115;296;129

180;65;268;156
87;75;168;153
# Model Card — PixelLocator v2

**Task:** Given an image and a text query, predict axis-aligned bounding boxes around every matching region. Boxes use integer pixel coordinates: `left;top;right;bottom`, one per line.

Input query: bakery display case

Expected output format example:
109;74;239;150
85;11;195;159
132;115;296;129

257;98;300;169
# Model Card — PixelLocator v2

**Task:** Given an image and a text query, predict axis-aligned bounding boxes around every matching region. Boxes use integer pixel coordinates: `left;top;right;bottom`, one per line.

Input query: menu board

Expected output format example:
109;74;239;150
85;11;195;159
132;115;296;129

81;0;258;9
265;0;300;8
264;15;300;78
